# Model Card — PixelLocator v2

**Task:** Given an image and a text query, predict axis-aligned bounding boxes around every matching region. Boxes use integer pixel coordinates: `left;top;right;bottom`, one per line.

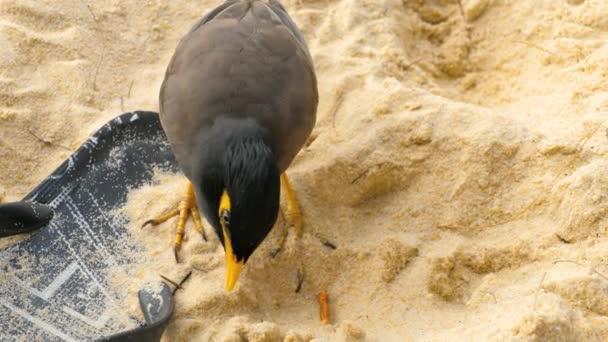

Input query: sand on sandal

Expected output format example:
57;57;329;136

2;0;608;340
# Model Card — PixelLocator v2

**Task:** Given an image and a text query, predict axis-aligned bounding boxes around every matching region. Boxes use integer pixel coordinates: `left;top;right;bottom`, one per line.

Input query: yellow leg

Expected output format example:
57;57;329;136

281;173;303;236
190;206;207;241
172;183;194;260
142;209;179;226
142;182;206;262
272;173;304;258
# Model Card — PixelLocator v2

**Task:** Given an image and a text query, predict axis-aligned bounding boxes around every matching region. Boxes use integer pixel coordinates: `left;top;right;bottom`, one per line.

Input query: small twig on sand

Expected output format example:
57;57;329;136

86;4;98;22
321;239;337;250
555;233;570;244
80;1;98;22
26;128;71;151
295;269;304;293
511;40;556;56
160;270;193;295
533;272;547;310
127;80;135;98
329;89;345;129
318;290;330;324
92;45;106;91
350;168;370;185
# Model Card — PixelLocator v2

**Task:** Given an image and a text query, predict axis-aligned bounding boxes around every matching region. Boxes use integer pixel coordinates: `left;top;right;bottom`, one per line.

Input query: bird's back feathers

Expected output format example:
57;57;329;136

159;0;318;178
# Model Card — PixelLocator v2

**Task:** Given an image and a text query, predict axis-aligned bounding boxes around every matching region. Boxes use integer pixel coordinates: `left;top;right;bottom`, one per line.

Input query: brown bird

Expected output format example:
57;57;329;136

145;0;318;291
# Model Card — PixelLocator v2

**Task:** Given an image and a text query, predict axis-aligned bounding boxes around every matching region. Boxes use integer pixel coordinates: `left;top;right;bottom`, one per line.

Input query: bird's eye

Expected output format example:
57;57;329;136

221;210;230;226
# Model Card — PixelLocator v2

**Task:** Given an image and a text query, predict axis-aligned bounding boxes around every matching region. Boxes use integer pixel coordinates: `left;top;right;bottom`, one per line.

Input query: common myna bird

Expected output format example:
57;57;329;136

145;0;318;291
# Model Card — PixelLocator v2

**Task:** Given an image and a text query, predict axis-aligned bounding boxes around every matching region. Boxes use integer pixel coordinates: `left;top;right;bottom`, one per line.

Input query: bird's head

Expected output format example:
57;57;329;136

195;120;280;291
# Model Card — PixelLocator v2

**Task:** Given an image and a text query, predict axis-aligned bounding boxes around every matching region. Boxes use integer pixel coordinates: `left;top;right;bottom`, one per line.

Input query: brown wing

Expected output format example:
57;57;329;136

159;0;318;178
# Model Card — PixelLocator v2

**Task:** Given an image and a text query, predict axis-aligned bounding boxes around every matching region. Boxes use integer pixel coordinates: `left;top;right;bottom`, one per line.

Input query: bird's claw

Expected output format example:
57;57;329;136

173;247;180;263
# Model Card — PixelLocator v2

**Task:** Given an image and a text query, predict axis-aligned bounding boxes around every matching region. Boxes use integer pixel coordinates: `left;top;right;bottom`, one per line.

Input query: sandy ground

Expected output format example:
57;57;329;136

2;0;608;340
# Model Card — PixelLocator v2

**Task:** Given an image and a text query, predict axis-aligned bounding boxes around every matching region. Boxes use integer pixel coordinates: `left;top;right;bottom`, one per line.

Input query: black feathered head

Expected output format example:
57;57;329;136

194;118;280;291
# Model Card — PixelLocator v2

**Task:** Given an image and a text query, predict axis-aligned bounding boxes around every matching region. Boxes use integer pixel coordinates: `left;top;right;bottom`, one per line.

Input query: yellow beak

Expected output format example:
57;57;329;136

222;221;243;291
225;249;243;291
219;190;243;291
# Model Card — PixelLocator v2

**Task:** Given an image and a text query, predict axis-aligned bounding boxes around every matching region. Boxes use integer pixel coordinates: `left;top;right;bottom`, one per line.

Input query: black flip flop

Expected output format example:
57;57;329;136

0;201;54;238
0;111;180;341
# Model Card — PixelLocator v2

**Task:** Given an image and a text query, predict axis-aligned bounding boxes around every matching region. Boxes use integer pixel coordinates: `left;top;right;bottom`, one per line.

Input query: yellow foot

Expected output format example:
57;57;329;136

142;182;207;262
271;173;304;258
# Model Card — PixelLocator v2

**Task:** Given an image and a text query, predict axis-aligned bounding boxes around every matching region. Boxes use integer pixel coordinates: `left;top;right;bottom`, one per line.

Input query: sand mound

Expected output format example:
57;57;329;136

2;0;608;340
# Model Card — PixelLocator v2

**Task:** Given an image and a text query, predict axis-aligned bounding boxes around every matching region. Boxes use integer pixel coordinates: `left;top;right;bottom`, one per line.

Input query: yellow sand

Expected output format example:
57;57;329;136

2;0;608;340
